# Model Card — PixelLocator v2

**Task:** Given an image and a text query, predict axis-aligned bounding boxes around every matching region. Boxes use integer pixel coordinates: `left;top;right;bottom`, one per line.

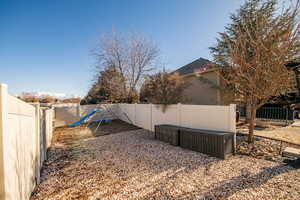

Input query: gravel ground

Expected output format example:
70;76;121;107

236;134;300;162
31;127;300;200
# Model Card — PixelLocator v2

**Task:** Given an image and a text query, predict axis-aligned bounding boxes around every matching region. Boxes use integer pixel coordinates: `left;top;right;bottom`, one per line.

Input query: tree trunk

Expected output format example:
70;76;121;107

245;103;251;123
248;106;257;143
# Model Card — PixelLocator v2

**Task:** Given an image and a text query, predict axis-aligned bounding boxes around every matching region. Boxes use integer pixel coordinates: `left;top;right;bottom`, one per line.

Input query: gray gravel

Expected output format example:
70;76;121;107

31;129;300;200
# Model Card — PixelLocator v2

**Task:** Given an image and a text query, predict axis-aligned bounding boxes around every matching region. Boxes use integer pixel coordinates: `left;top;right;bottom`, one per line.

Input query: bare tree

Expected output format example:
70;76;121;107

19;95;40;103
215;0;300;142
93;31;159;102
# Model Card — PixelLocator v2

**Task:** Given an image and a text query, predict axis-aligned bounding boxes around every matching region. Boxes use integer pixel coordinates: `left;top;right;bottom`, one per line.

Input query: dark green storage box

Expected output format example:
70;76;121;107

154;124;180;146
155;124;234;159
179;128;234;159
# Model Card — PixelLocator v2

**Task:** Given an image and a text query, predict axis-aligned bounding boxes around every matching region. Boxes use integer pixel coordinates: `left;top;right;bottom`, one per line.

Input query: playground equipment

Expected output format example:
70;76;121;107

69;108;113;131
68;104;131;132
86;106;115;132
69;109;102;127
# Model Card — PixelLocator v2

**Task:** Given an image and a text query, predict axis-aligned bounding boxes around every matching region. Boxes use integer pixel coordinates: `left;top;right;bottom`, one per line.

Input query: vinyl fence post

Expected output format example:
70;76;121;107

0;84;8;200
77;102;81;119
150;104;153;132
229;104;237;154
39;108;45;165
33;103;41;184
178;103;182;127
134;103;137;125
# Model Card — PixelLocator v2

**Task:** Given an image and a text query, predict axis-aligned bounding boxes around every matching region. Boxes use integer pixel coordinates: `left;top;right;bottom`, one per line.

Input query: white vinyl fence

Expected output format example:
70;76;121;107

54;103;118;127
116;103;236;133
54;103;236;133
0;84;54;200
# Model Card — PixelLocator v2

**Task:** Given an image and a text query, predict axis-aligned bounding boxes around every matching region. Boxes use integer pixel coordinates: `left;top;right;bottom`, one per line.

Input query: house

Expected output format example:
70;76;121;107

174;58;224;105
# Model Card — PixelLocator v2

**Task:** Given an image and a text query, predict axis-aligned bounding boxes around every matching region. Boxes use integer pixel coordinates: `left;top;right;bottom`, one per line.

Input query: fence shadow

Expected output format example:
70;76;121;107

83;128;222;198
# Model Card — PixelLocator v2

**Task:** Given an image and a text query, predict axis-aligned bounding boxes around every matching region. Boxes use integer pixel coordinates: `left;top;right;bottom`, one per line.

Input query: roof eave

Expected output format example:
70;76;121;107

179;68;218;78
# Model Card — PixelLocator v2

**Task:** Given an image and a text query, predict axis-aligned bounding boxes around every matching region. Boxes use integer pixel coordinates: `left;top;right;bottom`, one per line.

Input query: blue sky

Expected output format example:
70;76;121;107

0;0;243;96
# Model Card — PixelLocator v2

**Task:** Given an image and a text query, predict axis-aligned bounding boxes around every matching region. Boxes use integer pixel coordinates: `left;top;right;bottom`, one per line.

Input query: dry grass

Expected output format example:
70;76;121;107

237;122;300;145
31;123;300;200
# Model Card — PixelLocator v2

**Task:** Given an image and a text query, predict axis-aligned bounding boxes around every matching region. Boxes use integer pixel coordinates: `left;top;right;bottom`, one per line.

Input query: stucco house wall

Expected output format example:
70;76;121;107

174;58;223;105
181;71;221;105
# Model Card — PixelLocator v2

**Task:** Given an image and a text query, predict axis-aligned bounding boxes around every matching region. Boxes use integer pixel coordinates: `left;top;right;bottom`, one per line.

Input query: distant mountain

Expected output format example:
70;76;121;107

20;91;81;99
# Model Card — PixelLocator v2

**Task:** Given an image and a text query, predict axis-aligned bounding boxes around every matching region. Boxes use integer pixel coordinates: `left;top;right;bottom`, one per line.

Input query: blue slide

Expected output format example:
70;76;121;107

69;109;103;127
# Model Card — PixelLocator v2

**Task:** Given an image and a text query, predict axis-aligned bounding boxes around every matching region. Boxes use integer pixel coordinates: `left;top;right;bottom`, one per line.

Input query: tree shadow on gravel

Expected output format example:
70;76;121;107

88;119;140;137
87;129;222;199
138;163;297;200
32;123;300;200
135;131;300;200
32;123;221;200
30;142;97;199
31;120;141;199
199;164;297;200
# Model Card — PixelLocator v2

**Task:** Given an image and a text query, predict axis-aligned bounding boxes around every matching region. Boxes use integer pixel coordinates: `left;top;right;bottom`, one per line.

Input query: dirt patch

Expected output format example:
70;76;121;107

31;126;300;200
53;119;140;145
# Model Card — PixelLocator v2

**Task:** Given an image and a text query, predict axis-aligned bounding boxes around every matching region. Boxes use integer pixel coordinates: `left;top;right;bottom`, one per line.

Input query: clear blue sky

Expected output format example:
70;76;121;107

0;0;243;96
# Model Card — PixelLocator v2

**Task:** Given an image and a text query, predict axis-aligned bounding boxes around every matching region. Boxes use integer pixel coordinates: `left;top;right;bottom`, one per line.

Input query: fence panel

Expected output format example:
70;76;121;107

54;103;236;133
55;104;118;127
5;94;36;200
181;105;235;132
118;104;136;124
151;105;180;131
115;104;127;122
0;84;37;200
135;104;152;130
80;104;116;121
101;104;118;120
80;104;101;116
45;109;53;149
117;103;236;133
0;84;54;200
54;104;79;127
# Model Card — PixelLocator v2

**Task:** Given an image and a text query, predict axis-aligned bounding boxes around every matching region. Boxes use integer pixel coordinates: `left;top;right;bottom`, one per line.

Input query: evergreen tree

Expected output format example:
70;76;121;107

210;0;300;142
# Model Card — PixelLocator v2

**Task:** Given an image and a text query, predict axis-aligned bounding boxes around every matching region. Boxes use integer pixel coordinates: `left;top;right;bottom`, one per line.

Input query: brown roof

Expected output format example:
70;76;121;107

174;58;213;76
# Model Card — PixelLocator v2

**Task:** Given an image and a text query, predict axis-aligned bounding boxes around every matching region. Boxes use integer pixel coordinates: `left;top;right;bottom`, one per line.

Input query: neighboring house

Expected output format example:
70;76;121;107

174;58;223;105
